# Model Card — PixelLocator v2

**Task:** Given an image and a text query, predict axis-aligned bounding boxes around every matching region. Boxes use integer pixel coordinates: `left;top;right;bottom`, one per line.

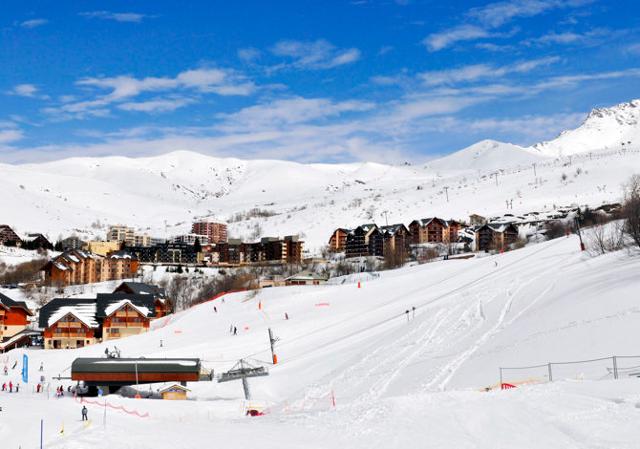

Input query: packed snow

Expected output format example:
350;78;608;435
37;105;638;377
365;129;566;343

1;234;640;448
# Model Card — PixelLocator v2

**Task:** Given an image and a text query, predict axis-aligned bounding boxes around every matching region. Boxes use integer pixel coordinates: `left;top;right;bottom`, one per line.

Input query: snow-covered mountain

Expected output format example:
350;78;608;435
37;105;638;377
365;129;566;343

1;99;639;250
532;99;640;157
426;139;546;171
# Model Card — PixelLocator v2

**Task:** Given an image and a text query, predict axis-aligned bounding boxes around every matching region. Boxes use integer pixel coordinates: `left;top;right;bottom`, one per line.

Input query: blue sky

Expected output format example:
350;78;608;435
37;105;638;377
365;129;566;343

1;0;639;164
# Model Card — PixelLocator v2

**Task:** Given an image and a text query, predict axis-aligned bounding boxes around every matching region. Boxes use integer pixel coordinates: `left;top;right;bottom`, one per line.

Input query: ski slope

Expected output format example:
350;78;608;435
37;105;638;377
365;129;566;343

2;234;640;448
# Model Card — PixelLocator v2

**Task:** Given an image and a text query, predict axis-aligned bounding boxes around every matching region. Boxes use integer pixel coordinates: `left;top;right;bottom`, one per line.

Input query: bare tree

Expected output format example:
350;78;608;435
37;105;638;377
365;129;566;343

623;174;640;248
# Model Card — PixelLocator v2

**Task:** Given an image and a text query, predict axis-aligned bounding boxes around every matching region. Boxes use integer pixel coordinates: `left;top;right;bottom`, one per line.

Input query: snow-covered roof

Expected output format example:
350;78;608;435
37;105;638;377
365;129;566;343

104;299;150;318
48;304;98;328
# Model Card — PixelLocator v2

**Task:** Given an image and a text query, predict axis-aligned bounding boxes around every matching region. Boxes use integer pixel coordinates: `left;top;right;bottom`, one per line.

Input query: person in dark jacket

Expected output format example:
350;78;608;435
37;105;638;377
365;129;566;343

81;406;88;421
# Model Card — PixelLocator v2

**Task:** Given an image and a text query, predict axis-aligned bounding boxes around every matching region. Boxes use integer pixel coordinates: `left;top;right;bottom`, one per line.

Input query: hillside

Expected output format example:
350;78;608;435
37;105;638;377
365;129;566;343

532;99;640;157
1;234;640;448
0;99;639;251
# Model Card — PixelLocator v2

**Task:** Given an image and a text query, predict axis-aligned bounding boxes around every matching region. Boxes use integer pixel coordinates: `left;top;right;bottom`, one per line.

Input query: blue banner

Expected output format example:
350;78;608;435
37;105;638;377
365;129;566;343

21;354;28;383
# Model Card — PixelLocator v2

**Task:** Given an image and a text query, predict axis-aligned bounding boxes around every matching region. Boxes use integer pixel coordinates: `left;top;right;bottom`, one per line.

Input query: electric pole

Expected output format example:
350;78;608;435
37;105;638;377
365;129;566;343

268;328;279;364
443;186;449;202
532;163;537;178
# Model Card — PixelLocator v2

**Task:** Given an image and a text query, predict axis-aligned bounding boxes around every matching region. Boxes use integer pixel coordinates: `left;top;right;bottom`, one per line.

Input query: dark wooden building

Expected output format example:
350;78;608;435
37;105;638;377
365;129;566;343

475;223;519;252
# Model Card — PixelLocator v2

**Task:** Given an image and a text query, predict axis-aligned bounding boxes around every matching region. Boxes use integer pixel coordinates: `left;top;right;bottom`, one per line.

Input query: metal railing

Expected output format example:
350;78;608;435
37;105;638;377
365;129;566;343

499;355;640;388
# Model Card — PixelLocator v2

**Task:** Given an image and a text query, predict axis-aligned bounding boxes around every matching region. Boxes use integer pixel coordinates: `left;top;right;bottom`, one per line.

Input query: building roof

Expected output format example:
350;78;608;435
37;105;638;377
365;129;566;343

114;282;166;298
103;299;151;318
39;299;99;328
411;217;449;227
380;224;408;235
71;358;201;374
0;292;33;315
159;384;191;393
95;293;156;318
39;293;156;329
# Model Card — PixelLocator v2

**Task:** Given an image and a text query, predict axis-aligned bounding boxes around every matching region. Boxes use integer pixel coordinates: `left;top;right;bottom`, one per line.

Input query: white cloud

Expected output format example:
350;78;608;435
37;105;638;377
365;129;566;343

7;84;39;97
270;39;361;70
466;112;586;141
238;47;261;62
46;67;255;118
217;97;374;130
424;0;594;51
423;25;493;52
528;28;608;46
628;43;640;55
20;19;48;28
419;57;559;86
118;97;194;113
79;11;150;23
0;123;24;145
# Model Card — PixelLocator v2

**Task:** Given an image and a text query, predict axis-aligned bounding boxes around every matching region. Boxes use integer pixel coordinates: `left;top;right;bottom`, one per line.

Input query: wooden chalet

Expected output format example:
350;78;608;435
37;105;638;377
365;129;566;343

345;224;380;258
39;299;99;349
475;223;519;252
42;250;139;287
160;384;190;400
379;224;411;257
39;293;156;349
113;282;172;317
0;293;33;341
0;225;22;246
21;233;53;251
100;296;153;341
328;228;351;252
409;218;450;244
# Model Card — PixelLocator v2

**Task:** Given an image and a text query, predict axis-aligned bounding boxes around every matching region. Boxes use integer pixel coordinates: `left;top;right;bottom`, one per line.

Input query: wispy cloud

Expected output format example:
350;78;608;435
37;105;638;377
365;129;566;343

44;67;255;118
217;97;374;130
118;97;194;113
20;18;48;29
79;11;150;23
423;0;594;51
423;25;494;52
467;0;593;28
466;112;586;141
270;39;361;70
7;84;40;98
238;47;261;63
0;122;24;145
528;28;608;45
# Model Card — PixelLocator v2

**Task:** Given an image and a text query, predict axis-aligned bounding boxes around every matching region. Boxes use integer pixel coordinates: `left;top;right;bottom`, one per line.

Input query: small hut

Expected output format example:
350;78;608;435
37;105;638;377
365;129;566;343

160;384;190;400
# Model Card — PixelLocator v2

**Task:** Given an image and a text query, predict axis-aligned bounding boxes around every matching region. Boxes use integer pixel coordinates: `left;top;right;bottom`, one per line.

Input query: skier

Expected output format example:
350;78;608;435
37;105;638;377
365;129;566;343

284;312;289;320
1;382;5;391
412;306;416;319
9;381;13;392
81;405;88;421
37;383;41;393
39;362;44;372
233;326;238;336
213;306;217;313
3;366;7;376
15;383;19;393
405;310;410;323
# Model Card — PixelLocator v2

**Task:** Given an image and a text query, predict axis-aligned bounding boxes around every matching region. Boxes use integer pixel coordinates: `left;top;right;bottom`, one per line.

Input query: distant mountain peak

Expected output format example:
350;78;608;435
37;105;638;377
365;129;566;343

531;99;640;157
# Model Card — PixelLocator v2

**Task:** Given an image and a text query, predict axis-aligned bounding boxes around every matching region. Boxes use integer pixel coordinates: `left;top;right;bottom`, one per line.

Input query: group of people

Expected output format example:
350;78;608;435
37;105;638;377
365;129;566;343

1;381;19;392
404;306;417;322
